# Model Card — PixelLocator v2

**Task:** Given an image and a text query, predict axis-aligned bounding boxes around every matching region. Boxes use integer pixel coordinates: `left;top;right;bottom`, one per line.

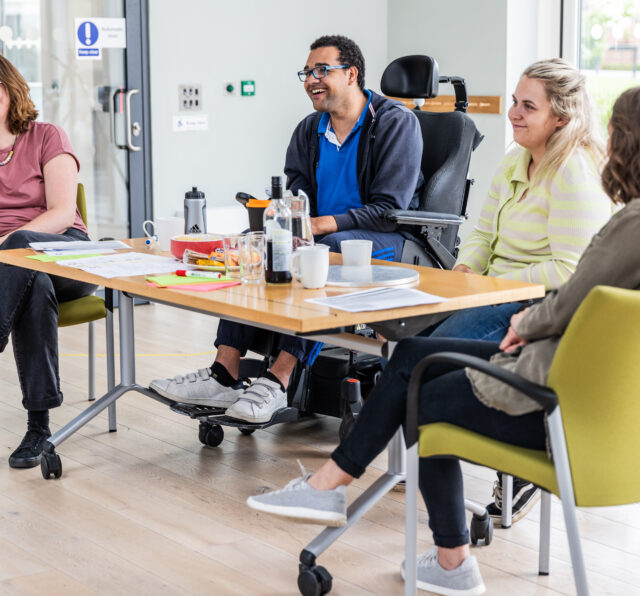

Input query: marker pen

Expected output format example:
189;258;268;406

175;269;223;279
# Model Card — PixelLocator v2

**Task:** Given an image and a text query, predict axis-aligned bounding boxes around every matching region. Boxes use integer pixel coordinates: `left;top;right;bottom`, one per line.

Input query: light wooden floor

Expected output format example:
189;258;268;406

0;303;639;595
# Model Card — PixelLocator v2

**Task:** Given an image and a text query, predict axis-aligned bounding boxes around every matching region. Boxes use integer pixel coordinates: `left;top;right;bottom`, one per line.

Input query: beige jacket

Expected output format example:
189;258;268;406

467;199;640;415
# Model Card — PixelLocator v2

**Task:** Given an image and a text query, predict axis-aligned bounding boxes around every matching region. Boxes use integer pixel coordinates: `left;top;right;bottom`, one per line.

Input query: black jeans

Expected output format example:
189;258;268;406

0;229;97;411
331;337;547;548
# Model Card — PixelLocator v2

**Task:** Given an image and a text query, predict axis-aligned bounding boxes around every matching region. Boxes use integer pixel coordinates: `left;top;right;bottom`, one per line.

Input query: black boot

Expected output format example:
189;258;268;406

9;424;51;469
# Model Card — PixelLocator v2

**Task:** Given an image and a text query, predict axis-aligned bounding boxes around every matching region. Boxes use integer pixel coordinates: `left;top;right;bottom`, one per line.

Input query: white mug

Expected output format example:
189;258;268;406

142;217;184;251
341;239;372;267
292;244;330;289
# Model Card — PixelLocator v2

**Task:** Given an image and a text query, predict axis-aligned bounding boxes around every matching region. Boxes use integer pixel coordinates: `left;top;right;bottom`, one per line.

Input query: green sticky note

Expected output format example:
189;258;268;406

146;274;231;287
27;253;103;262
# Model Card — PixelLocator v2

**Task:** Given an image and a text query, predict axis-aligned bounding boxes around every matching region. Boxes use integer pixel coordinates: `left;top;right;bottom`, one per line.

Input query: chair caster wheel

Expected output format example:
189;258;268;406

198;422;224;447
470;511;493;546
41;450;62;480
338;412;355;441
298;564;332;596
239;427;255;436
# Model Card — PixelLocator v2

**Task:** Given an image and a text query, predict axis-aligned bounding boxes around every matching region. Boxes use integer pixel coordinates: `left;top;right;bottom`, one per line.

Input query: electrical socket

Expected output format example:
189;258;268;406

178;84;202;111
223;82;237;96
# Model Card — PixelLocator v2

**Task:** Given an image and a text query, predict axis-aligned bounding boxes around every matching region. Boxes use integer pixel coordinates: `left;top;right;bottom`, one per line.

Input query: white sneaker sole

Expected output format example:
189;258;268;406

401;566;486;595
225;404;286;424
246;496;346;527
149;382;240;408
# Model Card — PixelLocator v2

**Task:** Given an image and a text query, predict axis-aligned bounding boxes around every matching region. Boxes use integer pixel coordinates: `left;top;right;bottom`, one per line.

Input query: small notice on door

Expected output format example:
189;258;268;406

75;18;126;60
173;115;209;132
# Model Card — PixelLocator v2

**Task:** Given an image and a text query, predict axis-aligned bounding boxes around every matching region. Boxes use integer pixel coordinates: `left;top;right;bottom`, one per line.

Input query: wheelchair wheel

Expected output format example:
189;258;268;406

238;427;255;436
198;421;224;447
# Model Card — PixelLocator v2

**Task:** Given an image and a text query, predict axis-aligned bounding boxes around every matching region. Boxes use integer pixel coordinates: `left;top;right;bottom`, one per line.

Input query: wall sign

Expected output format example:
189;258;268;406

75;18;126;60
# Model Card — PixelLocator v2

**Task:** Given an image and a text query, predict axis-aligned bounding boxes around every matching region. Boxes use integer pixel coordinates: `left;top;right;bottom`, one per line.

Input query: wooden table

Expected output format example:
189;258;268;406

0;239;544;594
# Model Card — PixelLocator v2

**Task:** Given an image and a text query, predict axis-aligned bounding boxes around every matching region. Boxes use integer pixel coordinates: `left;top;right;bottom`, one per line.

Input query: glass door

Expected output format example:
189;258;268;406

0;0;151;240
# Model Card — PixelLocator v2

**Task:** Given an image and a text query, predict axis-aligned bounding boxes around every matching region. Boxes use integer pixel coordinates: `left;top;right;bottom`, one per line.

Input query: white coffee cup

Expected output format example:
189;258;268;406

292;244;330;289
142;217;184;250
341;239;372;267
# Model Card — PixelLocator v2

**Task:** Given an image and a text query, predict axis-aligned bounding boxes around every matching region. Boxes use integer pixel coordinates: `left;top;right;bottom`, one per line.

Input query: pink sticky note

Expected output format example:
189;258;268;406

165;281;241;292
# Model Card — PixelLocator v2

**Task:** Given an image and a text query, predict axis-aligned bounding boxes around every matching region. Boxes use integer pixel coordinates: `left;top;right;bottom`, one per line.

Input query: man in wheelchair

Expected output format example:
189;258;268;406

150;34;424;423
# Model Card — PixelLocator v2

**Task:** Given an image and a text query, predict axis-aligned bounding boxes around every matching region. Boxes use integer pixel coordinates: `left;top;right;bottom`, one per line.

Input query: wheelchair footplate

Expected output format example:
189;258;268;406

169;402;227;418
214;406;300;429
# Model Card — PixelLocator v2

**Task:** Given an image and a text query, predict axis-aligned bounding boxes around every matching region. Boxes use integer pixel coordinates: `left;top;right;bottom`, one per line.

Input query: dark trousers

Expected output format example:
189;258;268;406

0;229;97;411
331;337;547;548
215;229;406;365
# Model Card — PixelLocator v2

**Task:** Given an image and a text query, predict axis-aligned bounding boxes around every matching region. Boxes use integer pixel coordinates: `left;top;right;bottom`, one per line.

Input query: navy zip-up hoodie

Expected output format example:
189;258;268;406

284;90;424;233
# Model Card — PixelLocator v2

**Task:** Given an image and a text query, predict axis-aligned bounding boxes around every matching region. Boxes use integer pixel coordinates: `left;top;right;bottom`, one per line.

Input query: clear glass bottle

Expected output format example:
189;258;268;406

289;189;314;250
263;176;292;284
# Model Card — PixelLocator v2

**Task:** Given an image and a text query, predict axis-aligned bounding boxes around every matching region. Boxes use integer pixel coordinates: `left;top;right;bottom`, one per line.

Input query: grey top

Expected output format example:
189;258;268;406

467;198;640;415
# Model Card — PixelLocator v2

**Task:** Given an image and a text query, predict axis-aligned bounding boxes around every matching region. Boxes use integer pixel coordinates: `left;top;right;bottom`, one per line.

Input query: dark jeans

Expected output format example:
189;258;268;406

215;230;406;366
0;229;97;411
331;337;546;548
420;302;523;343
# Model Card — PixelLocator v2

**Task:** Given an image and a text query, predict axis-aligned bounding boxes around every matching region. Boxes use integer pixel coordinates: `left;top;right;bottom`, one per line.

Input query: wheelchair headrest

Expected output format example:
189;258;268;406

380;55;440;99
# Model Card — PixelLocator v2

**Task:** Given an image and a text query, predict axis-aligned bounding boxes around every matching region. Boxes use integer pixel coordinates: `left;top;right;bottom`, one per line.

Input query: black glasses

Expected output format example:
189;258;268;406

297;64;351;82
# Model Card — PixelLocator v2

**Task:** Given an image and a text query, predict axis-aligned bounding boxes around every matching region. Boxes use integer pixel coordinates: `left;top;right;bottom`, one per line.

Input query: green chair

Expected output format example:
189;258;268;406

57;184;116;429
404;285;640;596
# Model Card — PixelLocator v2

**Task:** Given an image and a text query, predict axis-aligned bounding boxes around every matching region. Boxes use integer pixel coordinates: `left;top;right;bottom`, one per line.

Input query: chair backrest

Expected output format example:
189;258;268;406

381;55;482;254
76;183;88;227
547;285;640;507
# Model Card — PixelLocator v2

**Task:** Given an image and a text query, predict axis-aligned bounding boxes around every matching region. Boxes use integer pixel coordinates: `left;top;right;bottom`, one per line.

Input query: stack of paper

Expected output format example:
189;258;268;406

55;252;178;278
306;287;447;312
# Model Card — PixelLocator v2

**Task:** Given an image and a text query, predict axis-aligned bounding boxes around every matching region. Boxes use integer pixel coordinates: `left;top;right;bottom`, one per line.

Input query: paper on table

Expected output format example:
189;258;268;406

56;252;178;278
305;287;447;312
146;274;233;286
29;240;130;251
41;248;116;256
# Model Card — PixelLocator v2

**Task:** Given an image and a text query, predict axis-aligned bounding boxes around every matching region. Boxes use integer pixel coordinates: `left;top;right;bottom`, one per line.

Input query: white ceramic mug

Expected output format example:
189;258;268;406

341;239;372;267
142;217;184;251
292;244;330;289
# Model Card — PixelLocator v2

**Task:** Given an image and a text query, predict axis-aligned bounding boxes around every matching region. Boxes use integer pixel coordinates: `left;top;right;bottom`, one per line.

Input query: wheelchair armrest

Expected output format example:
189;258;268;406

405;352;559;447
384;209;464;227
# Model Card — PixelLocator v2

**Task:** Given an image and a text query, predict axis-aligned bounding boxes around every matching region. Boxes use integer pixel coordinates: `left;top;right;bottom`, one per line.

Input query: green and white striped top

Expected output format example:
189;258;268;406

456;146;612;290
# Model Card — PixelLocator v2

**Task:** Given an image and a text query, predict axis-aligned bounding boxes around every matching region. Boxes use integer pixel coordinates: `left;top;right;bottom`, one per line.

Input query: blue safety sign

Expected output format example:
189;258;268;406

77;21;99;46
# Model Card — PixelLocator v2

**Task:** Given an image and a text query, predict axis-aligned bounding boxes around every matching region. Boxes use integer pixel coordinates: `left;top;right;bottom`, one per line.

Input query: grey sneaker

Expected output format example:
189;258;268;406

247;463;347;527
149;368;243;407
225;377;287;423
401;549;486;595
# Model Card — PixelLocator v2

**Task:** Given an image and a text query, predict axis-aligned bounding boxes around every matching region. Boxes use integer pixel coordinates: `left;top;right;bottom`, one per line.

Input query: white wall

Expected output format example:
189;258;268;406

388;0;550;239
148;0;387;232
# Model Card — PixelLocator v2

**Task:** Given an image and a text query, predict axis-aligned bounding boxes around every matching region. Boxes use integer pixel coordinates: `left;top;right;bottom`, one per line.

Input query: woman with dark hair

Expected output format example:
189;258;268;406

246;87;640;595
0;55;95;468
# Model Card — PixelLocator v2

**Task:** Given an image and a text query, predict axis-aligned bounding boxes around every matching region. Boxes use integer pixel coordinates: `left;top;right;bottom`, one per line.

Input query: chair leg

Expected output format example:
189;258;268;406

404;443;418;596
538;491;551;575
88;321;96;401
501;473;513;528
105;289;117;432
547;410;589;596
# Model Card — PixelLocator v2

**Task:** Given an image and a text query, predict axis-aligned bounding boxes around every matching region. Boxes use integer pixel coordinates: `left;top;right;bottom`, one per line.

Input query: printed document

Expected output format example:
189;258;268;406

306;287;447;312
56;252;177;278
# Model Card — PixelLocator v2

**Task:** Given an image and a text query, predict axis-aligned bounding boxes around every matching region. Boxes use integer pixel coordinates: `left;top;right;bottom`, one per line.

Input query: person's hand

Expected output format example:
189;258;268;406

310;215;338;236
453;264;474;274
499;308;529;353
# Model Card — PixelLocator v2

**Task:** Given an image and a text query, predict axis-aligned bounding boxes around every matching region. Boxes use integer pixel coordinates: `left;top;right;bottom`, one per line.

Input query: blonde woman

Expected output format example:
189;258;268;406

420;59;612;523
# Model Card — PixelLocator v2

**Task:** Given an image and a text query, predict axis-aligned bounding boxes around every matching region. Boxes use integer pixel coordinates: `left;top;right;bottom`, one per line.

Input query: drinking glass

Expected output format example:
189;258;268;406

223;234;243;280
239;231;265;284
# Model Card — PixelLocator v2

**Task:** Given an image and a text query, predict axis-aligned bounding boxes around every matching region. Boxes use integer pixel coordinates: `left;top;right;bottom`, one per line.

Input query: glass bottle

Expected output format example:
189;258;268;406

263;176;292;284
289;189;314;250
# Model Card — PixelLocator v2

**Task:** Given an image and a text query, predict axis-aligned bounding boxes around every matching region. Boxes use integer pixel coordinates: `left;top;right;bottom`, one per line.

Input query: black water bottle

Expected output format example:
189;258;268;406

264;176;292;284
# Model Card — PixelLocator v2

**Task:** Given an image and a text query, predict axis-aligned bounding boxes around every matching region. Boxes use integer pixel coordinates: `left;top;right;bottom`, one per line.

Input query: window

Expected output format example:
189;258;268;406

579;0;640;130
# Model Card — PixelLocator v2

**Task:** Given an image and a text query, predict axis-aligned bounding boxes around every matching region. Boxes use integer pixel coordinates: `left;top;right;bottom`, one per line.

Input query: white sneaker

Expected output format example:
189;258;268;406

225;377;287;423
150;368;243;407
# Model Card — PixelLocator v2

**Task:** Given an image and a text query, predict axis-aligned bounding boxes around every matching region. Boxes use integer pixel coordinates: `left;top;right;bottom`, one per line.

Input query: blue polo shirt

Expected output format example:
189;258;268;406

316;89;372;217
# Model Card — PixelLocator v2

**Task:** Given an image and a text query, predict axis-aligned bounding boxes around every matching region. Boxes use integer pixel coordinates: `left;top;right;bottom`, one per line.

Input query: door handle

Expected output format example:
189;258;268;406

110;88;126;149
125;89;141;152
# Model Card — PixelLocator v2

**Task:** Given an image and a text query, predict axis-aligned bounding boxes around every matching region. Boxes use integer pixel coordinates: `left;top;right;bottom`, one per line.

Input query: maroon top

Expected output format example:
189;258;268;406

0;121;85;236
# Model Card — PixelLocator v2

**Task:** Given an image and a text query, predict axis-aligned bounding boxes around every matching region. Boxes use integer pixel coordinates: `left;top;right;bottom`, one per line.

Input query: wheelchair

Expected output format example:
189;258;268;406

170;54;483;443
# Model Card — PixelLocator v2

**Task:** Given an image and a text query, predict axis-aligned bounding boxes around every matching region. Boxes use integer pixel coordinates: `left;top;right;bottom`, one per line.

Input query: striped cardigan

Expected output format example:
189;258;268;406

456;146;612;290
